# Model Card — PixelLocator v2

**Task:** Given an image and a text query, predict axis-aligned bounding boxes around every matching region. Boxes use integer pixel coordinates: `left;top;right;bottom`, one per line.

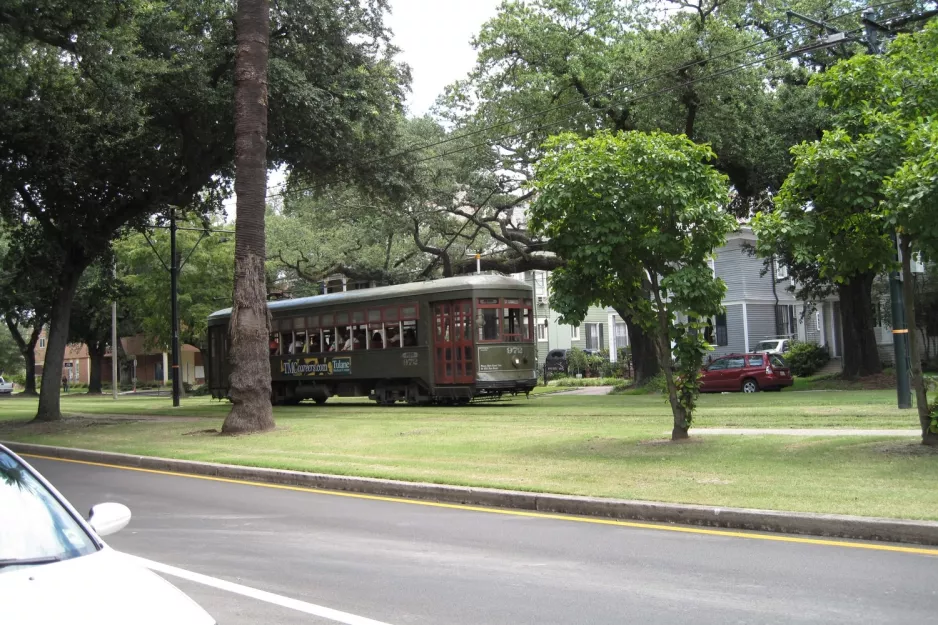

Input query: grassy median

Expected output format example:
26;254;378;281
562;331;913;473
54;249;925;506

0;391;934;520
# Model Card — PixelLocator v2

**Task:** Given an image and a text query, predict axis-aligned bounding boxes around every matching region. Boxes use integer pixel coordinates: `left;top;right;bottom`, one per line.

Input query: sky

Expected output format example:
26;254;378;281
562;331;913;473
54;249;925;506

386;0;503;116
226;0;502;215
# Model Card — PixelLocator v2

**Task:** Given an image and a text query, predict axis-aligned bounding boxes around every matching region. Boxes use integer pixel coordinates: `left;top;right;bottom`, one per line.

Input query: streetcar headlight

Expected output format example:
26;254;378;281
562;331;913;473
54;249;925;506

512;357;521;367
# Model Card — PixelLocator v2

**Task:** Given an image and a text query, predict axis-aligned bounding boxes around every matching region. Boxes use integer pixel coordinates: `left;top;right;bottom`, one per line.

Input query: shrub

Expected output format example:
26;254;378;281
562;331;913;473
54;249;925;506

786;342;830;377
567;347;589;376
645;373;669;394
190;384;211;396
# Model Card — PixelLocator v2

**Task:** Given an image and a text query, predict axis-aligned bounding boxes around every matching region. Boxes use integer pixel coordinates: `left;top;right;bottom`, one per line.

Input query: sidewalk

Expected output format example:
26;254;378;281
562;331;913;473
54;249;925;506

541;386;615;396
693;428;919;436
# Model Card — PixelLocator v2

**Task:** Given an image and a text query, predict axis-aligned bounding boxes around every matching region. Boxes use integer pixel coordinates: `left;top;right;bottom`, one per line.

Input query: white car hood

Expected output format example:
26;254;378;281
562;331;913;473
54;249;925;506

1;548;214;625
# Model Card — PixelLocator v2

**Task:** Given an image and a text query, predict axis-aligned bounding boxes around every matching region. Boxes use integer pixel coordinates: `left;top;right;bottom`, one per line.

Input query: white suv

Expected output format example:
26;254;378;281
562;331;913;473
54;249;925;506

754;339;792;354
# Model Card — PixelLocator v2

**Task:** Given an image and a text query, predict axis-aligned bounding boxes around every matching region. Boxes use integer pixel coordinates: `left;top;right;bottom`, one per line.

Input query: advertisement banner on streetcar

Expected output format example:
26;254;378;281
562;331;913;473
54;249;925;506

280;357;351;377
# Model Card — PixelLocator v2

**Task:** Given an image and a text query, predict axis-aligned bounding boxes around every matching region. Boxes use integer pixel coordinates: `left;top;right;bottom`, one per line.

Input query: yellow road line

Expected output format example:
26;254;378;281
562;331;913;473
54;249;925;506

24;453;938;557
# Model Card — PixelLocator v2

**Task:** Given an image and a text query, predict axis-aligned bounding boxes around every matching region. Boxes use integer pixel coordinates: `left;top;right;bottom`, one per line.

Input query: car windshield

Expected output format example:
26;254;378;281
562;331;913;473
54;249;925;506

0;450;98;569
757;341;780;351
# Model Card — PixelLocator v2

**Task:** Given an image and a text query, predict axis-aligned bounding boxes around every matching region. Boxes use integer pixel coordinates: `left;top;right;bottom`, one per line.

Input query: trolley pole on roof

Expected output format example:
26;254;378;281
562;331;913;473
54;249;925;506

476;253;481;275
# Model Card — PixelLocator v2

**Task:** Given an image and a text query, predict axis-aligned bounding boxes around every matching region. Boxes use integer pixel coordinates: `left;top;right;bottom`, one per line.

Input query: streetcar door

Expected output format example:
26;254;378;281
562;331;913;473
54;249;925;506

433;300;474;384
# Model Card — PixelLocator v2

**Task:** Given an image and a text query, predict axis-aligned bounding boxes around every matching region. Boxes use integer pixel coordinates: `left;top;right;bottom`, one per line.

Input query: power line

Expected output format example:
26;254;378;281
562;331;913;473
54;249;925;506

268;1;911;201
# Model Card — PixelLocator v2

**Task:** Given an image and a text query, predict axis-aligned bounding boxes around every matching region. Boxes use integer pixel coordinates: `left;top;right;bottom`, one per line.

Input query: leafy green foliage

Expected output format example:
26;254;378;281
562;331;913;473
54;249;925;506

115;219;234;350
566;347;589;376
529;129;733;437
786;342;831;377
0;323;24;376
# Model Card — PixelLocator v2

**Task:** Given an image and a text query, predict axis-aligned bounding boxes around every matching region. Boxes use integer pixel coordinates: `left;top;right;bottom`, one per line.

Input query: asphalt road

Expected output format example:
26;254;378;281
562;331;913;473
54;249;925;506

28;456;938;625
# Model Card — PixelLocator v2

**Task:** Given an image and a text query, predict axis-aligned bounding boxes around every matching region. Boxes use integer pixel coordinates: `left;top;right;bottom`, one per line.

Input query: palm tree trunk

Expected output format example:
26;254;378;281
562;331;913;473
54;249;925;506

222;0;274;434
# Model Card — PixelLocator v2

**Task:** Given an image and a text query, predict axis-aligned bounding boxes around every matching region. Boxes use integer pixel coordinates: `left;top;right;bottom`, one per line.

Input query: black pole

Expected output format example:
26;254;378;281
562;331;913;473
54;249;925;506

170;209;181;407
862;10;911;409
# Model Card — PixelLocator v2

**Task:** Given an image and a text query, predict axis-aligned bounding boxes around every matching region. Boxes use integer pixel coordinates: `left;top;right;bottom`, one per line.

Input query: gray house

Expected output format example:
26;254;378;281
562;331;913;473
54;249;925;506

522;225;846;369
708;228;841;360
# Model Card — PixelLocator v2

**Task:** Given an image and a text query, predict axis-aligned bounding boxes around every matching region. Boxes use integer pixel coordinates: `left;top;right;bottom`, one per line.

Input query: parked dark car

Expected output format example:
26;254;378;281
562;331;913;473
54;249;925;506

699;353;793;393
544;348;602;374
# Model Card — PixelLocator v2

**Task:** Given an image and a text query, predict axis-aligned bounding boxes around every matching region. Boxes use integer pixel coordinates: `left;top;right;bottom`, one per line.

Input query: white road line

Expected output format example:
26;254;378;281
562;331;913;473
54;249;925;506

120;553;394;625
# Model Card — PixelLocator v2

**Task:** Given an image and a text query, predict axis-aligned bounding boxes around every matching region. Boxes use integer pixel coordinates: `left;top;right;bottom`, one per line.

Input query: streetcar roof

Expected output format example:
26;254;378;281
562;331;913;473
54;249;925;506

208;274;533;321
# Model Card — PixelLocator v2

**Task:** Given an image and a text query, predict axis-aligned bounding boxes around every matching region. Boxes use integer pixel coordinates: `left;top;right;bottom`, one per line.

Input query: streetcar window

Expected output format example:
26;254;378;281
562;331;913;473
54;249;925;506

322;327;336;352
336;312;349;326
385;322;401;347
269;333;280;356
293;330;307;354
401;304;418;320
503;308;522;342
309;330;322;353
368;310;384;349
383;306;399;322
321;313;334;327
370;325;384;349
402;320;418;346
349;324;367;350
282;330;295;354
479;308;500;341
307;315;319;329
521;308;532;340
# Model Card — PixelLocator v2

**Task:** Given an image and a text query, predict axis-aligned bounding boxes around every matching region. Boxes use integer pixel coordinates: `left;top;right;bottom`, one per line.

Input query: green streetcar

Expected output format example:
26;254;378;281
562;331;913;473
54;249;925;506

206;275;539;405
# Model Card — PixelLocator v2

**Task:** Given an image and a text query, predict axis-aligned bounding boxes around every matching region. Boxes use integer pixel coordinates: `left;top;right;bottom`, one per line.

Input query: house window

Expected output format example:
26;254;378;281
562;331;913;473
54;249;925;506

614;322;628;351
774;257;789;280
816;311;821;332
571;325;580;340
776;305;797;337
38;338;46;349
715;313;728;347
537;323;547;341
585;323;604;351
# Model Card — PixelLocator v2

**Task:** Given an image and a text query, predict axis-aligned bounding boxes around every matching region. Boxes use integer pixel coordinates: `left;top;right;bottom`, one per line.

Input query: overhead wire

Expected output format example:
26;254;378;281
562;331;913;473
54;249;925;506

266;0;912;201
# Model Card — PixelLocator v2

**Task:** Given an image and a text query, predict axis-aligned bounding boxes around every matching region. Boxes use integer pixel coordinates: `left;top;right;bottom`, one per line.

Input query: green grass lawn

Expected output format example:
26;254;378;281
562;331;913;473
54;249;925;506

1;391;934;520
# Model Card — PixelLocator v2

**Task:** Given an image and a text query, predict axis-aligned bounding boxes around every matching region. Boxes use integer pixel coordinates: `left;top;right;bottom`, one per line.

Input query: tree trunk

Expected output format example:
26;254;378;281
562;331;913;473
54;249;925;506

87;341;105;394
35;270;84;421
5;318;42;395
837;272;882;379
22;348;37;395
222;0;274;435
649;277;689;440
626;317;660;384
899;239;936;446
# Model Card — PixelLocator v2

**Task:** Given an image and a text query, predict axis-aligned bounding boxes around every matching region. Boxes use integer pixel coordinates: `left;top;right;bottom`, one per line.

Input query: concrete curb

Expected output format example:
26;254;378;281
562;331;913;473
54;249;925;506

7;441;938;546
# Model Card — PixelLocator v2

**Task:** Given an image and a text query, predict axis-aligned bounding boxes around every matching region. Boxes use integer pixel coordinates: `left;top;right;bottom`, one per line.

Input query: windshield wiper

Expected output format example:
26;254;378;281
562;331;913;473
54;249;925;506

0;556;62;569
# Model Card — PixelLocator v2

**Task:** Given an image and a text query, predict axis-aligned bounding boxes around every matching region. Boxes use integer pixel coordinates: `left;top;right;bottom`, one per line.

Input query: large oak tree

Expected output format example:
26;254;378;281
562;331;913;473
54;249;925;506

0;0;407;421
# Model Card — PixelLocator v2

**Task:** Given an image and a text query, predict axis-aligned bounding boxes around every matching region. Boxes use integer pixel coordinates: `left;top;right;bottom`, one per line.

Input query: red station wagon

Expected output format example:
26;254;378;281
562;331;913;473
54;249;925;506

699;353;793;393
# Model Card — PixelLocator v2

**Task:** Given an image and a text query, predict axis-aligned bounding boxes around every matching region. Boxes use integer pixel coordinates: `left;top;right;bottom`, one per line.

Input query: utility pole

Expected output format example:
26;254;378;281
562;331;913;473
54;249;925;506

143;214;235;408
861;8;911;409
169;209;181;407
112;260;118;400
785;6;912;409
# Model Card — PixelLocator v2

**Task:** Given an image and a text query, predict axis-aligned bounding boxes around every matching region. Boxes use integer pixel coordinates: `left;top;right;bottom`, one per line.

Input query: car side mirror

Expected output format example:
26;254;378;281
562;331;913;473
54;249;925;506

88;502;132;537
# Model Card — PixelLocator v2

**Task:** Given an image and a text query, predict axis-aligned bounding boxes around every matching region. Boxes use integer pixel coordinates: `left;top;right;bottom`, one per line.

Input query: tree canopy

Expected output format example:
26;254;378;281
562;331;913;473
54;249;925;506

0;0;409;420
530;129;734;439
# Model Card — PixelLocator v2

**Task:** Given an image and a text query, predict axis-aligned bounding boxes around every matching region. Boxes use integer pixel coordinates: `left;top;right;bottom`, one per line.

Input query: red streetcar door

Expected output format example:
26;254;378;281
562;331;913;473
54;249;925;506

433;300;474;385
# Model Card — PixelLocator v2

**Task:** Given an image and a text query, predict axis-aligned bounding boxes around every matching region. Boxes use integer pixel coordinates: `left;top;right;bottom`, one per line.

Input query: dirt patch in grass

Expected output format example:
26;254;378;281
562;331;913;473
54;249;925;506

868;441;938;456
183;428;220;436
0;416;139;437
